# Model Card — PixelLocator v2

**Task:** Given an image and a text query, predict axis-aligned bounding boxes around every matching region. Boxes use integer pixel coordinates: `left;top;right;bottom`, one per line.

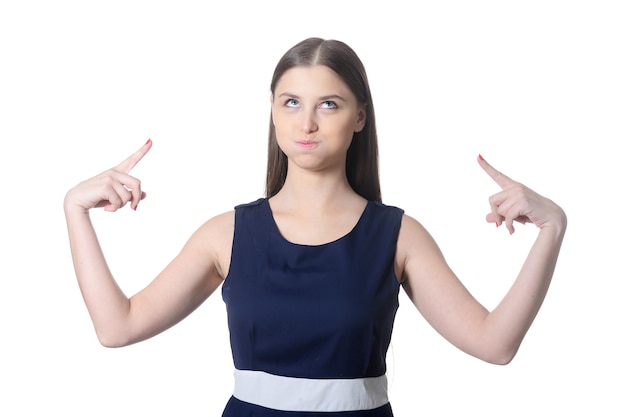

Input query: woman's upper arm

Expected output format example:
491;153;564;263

124;210;234;345
397;214;489;358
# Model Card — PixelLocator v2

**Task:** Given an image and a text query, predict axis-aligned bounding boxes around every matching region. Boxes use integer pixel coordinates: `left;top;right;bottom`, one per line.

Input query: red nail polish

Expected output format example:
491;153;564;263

145;138;152;145
478;154;484;161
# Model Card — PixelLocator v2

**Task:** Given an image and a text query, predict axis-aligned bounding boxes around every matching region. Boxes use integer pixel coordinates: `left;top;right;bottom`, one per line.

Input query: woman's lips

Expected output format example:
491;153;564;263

296;140;318;149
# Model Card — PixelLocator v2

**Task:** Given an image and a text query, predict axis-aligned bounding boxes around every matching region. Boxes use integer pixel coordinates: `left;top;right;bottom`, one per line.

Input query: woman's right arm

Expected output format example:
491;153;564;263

64;140;230;347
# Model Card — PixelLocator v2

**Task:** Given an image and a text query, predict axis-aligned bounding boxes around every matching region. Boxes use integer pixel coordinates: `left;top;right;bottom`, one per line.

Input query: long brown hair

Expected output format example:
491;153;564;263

265;38;382;203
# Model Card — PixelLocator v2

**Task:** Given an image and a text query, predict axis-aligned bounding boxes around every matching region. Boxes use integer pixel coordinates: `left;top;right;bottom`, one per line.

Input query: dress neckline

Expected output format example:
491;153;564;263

263;198;371;248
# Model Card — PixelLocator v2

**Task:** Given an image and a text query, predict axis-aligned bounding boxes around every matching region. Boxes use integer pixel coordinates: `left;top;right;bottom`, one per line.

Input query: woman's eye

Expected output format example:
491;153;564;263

285;98;299;108
320;101;338;109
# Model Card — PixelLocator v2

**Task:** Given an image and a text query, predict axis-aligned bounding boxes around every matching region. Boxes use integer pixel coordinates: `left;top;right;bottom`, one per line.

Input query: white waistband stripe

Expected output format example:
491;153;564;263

232;369;388;412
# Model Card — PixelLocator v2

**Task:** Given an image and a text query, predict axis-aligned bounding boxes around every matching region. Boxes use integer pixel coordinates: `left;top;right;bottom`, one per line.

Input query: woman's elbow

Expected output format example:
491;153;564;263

95;327;132;348
480;345;519;366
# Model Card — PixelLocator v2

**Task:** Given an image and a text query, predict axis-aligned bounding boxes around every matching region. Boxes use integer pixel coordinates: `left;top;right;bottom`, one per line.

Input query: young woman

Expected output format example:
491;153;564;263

64;37;567;416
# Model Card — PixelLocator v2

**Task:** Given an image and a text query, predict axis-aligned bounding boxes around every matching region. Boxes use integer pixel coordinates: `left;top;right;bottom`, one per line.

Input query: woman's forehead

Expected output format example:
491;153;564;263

274;65;352;97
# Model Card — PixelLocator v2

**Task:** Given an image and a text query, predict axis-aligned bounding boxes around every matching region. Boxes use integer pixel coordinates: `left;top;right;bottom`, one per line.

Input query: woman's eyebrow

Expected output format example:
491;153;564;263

277;92;347;102
319;94;347;102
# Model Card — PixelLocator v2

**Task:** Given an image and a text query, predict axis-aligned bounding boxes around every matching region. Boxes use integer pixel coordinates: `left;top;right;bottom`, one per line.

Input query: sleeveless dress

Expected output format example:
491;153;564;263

221;198;404;416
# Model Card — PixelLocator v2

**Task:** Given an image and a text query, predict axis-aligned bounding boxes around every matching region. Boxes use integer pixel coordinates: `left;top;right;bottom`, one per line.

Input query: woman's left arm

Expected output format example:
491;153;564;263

398;155;567;365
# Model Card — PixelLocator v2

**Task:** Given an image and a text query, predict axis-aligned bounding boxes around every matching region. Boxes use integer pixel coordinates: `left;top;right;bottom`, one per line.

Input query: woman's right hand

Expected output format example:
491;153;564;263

64;139;152;213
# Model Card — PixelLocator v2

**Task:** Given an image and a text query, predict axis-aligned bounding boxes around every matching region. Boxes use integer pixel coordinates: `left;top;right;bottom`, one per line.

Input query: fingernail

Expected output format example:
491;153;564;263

478;154;485;161
145;138;152;145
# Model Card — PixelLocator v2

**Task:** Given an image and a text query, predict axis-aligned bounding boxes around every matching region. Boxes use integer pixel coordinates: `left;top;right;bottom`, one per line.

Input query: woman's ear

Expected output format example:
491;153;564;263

354;105;367;133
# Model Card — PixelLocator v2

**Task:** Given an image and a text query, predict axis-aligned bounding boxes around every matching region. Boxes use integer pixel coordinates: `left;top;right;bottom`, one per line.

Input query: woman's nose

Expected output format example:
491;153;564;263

300;110;318;134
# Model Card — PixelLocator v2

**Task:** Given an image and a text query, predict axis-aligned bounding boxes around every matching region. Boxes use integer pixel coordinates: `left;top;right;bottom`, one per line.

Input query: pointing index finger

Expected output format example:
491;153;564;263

117;139;153;173
477;154;514;189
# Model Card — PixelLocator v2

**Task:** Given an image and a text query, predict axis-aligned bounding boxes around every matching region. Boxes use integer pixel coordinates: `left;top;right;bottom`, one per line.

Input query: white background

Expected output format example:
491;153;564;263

1;1;624;415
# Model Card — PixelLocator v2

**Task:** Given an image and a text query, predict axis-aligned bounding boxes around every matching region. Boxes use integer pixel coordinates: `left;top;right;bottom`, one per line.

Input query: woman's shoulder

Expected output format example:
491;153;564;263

395;210;441;260
370;200;405;214
187;210;235;246
196;197;267;237
234;197;266;210
366;200;406;228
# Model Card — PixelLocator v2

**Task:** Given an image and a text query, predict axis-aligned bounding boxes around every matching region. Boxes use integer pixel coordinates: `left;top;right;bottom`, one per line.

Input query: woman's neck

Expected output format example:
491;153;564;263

272;168;363;213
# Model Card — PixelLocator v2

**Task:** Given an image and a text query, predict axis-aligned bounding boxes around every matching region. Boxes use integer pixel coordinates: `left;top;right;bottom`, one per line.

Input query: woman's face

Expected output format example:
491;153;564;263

271;65;366;174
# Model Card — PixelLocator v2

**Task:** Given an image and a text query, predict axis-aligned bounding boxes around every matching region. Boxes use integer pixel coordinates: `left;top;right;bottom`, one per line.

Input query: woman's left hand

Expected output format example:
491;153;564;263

478;155;566;235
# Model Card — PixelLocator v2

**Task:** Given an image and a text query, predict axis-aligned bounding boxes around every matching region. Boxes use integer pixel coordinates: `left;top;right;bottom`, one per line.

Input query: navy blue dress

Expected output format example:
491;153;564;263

221;198;404;416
